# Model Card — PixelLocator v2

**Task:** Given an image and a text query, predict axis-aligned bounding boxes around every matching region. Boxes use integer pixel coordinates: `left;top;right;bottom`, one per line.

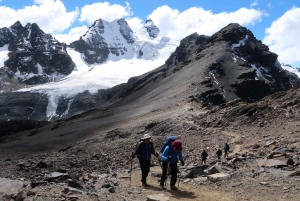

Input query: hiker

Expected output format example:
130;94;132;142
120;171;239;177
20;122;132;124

160;139;184;191
201;149;208;164
216;149;222;160
131;133;159;187
224;143;230;158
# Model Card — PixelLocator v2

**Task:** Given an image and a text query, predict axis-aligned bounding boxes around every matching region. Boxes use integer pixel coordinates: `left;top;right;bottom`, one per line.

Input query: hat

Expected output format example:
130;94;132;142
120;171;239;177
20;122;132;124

171;139;182;150
143;133;151;139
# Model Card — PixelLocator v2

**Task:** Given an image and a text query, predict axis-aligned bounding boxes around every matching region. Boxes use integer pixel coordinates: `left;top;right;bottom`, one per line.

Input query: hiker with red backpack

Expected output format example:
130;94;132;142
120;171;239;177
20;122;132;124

131;133;159;187
160;137;184;190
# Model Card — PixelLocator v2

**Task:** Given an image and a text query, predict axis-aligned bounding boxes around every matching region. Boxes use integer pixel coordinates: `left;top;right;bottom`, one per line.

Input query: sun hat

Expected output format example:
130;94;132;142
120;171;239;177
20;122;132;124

171;139;182;150
143;133;151;139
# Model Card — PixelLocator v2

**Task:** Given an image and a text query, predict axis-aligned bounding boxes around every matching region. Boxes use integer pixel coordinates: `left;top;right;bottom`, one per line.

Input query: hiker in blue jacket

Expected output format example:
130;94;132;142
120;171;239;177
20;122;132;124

131;133;159;187
160;139;184;190
224;143;230;158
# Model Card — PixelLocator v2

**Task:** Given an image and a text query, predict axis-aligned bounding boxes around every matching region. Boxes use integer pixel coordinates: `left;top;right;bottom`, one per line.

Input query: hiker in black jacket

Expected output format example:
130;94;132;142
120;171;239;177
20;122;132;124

131;133;159;187
201;149;208;164
216;149;222;160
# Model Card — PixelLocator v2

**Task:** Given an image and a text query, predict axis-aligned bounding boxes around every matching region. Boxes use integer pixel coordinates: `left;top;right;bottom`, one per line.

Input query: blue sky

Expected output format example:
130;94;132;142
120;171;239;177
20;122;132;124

1;0;300;66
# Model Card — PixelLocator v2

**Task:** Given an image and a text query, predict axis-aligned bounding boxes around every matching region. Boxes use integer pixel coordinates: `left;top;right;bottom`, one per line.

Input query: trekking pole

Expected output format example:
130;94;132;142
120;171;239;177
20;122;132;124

164;161;169;187
178;172;181;188
130;158;133;187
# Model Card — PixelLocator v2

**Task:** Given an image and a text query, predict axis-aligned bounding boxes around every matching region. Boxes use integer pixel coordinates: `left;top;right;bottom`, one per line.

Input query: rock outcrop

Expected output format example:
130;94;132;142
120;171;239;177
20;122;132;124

0;21;75;85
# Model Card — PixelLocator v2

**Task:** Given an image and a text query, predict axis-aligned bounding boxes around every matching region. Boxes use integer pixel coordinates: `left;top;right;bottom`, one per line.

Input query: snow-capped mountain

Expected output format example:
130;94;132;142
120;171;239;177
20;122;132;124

70;18;171;63
0;18;177;121
0;21;75;88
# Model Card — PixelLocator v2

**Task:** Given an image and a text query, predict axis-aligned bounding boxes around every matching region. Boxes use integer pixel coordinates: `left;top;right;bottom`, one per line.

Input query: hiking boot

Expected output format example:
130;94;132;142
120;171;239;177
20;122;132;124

142;182;148;187
160;185;165;190
170;185;178;191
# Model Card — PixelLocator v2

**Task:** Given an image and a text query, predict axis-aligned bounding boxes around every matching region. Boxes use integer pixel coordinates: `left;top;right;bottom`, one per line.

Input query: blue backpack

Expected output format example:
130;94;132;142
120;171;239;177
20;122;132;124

160;136;177;153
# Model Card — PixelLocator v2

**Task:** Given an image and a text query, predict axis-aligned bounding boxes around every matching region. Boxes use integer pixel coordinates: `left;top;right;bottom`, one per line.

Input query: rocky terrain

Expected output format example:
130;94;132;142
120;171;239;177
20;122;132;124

1;85;300;200
1;23;300;200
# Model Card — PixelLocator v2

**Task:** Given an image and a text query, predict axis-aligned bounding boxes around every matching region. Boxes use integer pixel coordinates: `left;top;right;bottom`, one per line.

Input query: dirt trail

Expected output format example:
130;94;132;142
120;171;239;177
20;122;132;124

121;166;235;201
221;130;242;155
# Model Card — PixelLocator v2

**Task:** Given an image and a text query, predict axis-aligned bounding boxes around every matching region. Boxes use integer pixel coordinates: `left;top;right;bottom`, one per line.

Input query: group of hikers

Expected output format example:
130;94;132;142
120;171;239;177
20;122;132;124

130;133;230;191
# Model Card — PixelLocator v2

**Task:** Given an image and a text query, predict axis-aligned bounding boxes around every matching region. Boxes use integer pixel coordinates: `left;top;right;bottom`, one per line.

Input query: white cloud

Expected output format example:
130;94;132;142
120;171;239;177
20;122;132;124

144;6;265;40
251;0;258;8
53;26;88;44
79;2;133;25
0;0;78;33
263;7;300;65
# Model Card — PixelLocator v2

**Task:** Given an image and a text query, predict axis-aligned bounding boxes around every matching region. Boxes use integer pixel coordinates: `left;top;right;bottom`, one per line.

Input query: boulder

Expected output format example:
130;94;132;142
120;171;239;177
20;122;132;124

256;159;287;168
185;165;208;178
207;173;230;182
45;172;70;182
0;177;24;201
147;194;169;201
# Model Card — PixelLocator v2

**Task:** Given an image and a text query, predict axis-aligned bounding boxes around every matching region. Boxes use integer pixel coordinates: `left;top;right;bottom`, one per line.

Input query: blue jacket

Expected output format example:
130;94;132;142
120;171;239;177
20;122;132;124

161;145;183;164
135;141;155;161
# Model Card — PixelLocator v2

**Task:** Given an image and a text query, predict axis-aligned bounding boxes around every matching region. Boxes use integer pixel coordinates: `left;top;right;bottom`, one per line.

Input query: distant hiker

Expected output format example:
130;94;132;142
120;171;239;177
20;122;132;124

160;139;184;191
201;149;208;164
224;143;230;158
131;133;159;187
216;149;222;160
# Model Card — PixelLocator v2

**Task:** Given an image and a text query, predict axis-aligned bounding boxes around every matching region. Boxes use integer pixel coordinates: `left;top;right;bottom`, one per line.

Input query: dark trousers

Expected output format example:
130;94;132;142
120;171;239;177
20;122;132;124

160;161;177;186
202;157;207;164
139;160;150;183
224;150;228;158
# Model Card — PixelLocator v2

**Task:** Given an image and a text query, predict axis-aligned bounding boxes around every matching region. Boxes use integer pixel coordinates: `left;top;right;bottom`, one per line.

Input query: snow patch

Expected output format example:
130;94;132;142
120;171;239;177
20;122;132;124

232;35;249;48
0;45;9;68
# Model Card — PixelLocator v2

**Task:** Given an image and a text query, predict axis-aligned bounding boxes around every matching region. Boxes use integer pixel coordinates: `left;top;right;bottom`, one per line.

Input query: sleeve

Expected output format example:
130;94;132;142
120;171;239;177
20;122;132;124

161;146;170;161
178;150;183;161
151;142;156;155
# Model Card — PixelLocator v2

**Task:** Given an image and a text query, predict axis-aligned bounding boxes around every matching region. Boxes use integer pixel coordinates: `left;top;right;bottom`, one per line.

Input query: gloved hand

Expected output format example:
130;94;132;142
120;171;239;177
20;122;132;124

167;156;171;161
130;152;135;158
181;160;185;166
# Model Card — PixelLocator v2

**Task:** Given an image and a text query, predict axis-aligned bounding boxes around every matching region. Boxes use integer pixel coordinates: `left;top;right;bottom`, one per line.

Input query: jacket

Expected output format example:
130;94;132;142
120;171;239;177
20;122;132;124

135;141;155;161
161;145;183;164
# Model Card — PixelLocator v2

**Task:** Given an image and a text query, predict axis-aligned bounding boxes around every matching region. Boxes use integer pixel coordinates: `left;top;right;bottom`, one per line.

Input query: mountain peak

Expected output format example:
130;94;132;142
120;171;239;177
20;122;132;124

144;19;160;39
10;21;23;30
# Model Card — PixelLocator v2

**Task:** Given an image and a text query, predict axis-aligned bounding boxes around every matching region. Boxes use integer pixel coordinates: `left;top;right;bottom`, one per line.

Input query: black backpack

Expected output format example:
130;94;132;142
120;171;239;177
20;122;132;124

133;138;144;158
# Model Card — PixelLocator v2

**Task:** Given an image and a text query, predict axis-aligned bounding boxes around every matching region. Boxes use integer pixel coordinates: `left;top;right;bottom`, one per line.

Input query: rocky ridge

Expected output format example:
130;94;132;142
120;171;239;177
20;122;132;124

0;21;75;87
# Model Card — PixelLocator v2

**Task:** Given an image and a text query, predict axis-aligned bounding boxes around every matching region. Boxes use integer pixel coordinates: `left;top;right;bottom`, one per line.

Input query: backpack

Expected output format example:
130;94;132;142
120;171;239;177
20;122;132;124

160;136;177;153
134;138;144;158
224;144;230;151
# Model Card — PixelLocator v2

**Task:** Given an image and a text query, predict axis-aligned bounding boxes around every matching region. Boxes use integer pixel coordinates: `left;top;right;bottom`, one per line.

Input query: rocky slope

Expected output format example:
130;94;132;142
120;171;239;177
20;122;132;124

1;84;300;200
0;21;75;87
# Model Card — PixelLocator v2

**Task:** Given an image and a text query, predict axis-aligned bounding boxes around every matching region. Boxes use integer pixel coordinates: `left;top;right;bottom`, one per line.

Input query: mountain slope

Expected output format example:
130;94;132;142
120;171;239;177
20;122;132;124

0;23;299;129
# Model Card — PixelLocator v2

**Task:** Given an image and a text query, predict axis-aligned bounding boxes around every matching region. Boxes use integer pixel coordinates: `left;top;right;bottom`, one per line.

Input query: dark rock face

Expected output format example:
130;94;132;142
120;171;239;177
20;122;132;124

144;19;160;39
70;18;135;64
165;33;209;68
0;21;75;85
164;23;300;105
117;18;135;44
0;92;49;122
